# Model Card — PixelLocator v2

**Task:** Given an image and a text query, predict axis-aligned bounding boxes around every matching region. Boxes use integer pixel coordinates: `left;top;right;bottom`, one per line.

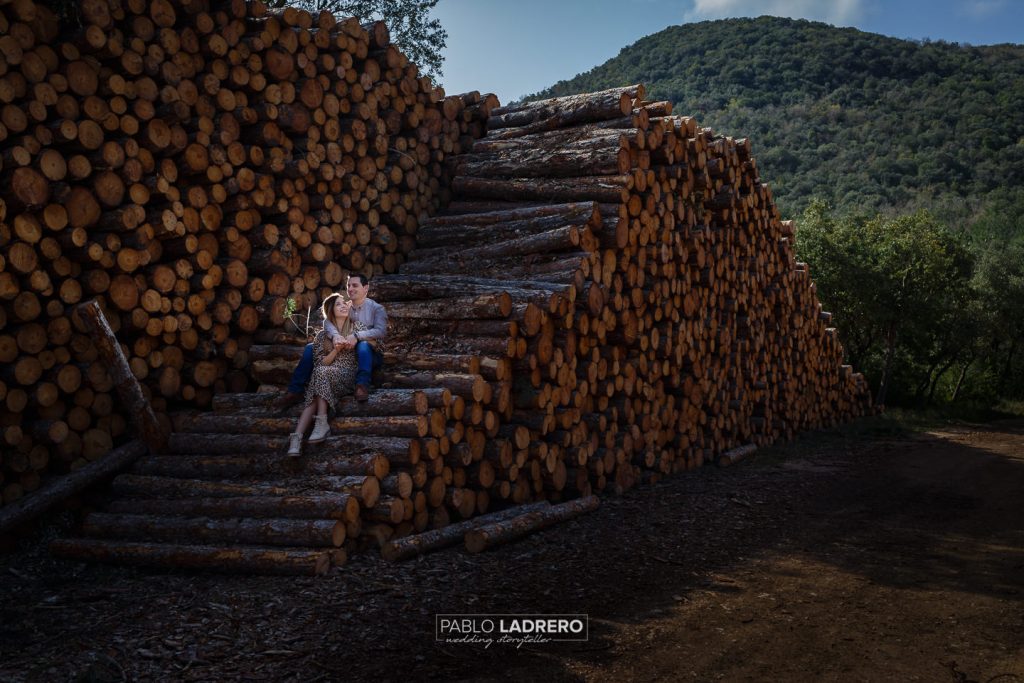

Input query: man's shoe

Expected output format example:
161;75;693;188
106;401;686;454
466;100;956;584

287;432;302;457
354;384;369;402
274;392;303;411
308;414;330;443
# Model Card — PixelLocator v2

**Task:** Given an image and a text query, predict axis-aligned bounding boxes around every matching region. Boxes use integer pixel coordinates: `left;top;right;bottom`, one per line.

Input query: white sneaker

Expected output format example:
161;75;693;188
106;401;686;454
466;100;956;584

308;415;330;444
287;432;302;457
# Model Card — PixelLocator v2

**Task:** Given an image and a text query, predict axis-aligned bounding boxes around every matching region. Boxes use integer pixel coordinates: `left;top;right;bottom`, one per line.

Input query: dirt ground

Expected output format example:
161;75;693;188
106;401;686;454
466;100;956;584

1;416;1022;682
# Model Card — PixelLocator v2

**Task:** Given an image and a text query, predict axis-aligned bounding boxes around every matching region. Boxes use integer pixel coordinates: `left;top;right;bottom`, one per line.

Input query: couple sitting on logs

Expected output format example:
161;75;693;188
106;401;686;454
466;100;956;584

276;274;388;457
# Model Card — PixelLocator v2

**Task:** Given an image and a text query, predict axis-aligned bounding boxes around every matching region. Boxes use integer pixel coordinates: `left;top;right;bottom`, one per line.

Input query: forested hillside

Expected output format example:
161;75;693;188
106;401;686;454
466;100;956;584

528;17;1024;220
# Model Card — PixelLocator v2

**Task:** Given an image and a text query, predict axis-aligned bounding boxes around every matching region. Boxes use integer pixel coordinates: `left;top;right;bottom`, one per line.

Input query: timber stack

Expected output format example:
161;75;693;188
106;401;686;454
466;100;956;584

365;83;874;508
3;0;873;573
0;0;491;506
236;84;873;552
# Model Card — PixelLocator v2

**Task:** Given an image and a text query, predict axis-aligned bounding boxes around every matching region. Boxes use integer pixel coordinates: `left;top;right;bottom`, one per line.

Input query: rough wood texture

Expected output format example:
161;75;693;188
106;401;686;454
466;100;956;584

75;300;166;453
464;496;601;553
381;501;550;562
0;0;494;525
0;440;146;535
50;539;339;575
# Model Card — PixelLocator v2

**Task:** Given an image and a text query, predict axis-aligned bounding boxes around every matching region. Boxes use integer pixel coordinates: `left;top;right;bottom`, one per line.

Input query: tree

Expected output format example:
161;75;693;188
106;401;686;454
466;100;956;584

272;0;446;83
796;201;973;406
967;190;1024;400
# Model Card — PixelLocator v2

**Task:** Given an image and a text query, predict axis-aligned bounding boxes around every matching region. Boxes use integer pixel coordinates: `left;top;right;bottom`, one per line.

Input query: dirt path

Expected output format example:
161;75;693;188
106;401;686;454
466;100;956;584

1;418;1022;682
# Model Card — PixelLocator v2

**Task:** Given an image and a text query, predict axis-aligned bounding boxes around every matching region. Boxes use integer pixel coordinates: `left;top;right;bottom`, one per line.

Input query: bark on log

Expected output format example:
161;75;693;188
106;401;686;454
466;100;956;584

0;440;147;535
717;443;756;467
50;539;339;575
381;500;550;562
132;452;390;480
75;300;166;453
172;413;429;438
107;492;361;522
464;495;600;553
82;512;346;547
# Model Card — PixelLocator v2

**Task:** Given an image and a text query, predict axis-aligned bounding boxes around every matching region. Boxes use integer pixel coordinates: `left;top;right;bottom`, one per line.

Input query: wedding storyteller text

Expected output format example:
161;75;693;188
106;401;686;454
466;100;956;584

436;614;589;647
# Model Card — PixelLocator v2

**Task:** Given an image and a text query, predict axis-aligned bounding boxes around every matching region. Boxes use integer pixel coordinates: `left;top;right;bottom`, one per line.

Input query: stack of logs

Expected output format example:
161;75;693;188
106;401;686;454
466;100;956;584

0;0;492;505
359;84;874;519
48;84;874;572
233;85;874;549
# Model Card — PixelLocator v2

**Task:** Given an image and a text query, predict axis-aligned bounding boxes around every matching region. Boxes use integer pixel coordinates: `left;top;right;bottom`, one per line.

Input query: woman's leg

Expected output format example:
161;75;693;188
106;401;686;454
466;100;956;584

295;402;316;435
308;395;332;443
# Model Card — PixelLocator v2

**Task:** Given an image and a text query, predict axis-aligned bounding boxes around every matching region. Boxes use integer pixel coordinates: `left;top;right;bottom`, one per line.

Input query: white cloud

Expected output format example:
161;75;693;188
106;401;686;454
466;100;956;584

959;0;1007;18
683;0;867;26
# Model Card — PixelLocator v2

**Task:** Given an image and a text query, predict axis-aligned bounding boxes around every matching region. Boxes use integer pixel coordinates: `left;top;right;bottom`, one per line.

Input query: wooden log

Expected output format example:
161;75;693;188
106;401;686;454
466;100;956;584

107;492;362;522
717;443;756;467
108;473;375;504
380;500;550;562
50;539;339;575
75;300;166;453
165;432;416;461
172;413;429;438
82;513;346;547
464;495;600;553
0;440;146;535
487;85;641;132
132;452;389;480
212;388;435;416
452;175;630;204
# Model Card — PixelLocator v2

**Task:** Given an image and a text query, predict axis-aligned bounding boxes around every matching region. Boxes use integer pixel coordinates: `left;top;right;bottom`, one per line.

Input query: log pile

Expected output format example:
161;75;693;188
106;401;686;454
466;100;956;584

49;81;872;573
367;84;874;515
0;0;493;507
5;0;873;573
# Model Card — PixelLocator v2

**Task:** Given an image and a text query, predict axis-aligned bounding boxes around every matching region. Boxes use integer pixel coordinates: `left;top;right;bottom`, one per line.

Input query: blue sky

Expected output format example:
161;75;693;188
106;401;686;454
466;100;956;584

430;0;1023;104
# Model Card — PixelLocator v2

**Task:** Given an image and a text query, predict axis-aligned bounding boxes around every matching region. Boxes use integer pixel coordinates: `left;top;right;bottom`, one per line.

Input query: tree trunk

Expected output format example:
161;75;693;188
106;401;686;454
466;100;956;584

875;322;898;407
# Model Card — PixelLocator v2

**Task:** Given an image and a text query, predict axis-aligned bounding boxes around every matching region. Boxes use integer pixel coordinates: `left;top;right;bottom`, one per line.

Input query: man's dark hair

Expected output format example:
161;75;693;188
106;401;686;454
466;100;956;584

348;273;370;287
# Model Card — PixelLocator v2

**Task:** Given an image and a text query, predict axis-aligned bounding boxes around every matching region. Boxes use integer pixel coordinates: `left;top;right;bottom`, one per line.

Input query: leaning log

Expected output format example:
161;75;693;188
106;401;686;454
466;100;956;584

381;500;551;562
464;495;600;553
0;440;147;535
717;443;757;467
75;300;167;453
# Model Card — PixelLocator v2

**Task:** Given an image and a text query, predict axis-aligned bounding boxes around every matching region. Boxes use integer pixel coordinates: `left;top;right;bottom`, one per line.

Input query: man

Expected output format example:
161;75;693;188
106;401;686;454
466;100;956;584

275;273;388;407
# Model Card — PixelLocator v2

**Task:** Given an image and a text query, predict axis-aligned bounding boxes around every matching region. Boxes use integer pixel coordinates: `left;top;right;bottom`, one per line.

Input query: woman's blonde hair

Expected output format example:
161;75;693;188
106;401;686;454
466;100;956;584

321;292;354;337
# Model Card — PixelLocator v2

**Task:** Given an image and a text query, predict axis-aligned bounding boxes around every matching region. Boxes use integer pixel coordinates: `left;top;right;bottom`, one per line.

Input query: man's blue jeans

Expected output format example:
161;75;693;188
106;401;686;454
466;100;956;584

287;341;382;394
355;340;383;386
287;344;316;395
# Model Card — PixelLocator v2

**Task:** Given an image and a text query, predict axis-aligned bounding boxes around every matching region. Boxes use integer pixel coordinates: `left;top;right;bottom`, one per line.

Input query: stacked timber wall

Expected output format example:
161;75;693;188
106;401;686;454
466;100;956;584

0;0;490;506
1;0;871;553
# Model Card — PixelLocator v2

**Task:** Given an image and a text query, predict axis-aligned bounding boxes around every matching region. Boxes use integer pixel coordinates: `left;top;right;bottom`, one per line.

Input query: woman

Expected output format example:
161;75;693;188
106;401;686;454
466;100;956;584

287;293;366;457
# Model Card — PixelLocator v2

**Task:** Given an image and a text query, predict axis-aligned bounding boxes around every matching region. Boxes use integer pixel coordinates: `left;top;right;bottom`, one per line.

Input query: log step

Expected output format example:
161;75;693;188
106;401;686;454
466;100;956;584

165;432;417;460
82;513;347;548
211;388;443;416
51;538;342;576
106;492;362;522
111;474;381;508
172;413;432;438
131;452;391;480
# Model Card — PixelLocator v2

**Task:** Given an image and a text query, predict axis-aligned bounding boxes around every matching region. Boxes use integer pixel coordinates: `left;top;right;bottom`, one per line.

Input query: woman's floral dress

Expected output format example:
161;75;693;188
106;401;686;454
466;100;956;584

304;322;366;412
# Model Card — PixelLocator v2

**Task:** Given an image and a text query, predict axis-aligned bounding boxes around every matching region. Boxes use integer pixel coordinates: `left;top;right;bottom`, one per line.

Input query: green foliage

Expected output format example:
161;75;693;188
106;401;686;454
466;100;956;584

527;17;1024;220
527;16;1024;407
271;0;446;82
796;201;1024;406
